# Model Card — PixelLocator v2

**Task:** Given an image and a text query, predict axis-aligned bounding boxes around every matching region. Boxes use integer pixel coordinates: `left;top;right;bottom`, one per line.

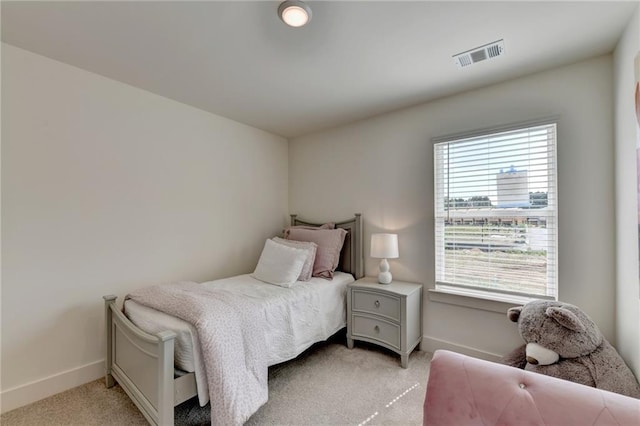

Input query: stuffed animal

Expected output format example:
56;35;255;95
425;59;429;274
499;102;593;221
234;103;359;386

501;299;640;399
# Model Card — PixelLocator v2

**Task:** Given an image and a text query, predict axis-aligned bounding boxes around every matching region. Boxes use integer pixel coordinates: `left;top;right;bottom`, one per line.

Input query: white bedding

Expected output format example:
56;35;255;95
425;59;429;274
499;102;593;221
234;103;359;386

124;271;353;406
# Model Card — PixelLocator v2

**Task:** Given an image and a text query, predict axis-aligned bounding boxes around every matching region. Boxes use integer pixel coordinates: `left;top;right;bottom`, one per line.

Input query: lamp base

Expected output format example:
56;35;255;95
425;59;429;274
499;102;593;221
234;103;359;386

378;258;393;284
378;271;392;284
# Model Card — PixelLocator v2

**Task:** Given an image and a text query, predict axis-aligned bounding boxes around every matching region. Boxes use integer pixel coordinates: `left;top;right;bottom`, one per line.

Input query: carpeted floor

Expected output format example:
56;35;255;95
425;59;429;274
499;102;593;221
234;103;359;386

1;334;431;425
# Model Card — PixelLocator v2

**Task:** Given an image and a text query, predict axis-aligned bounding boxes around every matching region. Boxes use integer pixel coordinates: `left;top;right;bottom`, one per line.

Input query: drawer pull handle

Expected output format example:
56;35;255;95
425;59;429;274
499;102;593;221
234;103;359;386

374;300;380;308
374;325;380;333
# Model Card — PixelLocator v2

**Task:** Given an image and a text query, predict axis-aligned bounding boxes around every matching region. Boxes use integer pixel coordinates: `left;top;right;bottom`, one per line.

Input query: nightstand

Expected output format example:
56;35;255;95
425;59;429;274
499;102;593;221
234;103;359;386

346;277;422;368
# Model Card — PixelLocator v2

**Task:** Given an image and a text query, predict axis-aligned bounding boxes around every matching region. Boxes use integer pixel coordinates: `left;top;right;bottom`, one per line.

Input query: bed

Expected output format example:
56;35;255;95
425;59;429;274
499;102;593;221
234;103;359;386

103;214;363;426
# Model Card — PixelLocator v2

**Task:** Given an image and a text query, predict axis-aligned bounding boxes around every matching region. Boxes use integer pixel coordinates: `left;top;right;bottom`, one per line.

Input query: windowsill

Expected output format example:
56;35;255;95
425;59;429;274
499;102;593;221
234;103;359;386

428;286;539;314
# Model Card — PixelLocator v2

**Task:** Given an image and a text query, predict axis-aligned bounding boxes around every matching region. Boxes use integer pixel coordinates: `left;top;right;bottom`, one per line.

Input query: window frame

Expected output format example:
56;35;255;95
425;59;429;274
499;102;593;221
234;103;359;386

432;118;559;303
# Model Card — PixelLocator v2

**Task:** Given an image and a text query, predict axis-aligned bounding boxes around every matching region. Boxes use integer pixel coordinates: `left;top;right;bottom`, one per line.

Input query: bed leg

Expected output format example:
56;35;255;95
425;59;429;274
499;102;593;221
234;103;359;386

106;373;115;388
103;295;117;388
157;331;176;426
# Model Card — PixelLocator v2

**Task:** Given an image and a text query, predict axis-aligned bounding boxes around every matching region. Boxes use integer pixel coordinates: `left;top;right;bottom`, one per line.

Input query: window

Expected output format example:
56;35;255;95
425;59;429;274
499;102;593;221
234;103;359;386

434;121;557;301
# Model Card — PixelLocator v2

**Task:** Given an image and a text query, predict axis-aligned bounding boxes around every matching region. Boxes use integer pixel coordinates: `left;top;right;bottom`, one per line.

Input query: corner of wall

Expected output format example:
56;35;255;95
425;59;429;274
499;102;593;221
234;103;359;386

613;4;640;378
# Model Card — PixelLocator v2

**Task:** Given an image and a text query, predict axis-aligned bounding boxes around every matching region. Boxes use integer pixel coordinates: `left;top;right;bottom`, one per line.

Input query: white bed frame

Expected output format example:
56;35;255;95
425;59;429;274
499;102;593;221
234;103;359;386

103;214;363;425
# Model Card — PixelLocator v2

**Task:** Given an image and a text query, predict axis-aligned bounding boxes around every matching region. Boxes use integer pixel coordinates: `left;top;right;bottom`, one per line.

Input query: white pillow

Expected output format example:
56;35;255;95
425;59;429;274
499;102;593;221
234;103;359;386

252;239;307;288
272;237;317;281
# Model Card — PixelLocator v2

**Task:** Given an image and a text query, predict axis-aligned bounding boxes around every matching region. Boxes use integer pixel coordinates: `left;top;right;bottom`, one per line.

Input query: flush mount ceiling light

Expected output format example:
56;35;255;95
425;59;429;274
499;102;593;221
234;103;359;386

278;0;312;27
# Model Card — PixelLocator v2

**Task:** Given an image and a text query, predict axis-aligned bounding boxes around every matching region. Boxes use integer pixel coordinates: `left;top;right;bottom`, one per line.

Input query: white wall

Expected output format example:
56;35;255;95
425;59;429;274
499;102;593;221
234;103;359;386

614;7;640;378
1;44;288;411
290;55;616;359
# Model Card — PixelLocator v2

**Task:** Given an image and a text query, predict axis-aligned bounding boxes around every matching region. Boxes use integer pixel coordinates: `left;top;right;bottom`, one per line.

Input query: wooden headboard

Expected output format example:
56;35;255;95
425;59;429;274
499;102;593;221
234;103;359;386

290;213;364;280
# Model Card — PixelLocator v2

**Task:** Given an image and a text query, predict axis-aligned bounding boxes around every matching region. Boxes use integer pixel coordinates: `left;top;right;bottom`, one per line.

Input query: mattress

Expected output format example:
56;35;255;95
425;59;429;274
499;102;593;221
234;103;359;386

124;271;354;405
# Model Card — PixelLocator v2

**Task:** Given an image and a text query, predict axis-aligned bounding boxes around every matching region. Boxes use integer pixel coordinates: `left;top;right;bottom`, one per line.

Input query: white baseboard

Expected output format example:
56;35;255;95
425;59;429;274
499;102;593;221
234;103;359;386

420;335;502;362
0;339;501;413
0;360;104;414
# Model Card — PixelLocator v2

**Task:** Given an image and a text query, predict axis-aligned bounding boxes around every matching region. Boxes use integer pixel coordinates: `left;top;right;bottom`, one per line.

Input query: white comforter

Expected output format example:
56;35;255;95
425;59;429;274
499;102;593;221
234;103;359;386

124;272;353;408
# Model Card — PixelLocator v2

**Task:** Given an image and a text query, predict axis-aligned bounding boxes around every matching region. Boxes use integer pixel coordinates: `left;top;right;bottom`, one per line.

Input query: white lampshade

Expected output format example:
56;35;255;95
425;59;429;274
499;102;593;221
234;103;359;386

370;233;399;259
278;1;312;27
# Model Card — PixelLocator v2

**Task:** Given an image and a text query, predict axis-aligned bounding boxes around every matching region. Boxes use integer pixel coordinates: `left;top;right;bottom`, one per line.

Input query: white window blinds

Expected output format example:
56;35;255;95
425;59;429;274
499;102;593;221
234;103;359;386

434;121;558;300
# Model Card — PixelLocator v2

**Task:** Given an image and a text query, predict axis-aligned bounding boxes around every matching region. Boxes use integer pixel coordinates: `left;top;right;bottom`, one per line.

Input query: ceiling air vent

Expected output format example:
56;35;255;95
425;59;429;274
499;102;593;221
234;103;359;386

453;39;505;69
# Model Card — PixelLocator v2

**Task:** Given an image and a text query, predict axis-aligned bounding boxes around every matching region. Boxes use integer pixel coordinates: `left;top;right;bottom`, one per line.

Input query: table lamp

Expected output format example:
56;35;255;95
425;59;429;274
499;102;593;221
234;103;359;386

370;233;399;284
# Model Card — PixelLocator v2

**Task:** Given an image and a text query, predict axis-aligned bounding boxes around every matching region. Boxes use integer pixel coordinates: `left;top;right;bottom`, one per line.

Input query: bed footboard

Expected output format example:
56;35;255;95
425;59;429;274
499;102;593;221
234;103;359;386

104;295;177;426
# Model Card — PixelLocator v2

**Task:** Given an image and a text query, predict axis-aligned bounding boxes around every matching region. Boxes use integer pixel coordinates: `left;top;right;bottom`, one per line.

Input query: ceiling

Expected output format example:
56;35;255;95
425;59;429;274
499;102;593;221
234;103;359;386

2;1;637;138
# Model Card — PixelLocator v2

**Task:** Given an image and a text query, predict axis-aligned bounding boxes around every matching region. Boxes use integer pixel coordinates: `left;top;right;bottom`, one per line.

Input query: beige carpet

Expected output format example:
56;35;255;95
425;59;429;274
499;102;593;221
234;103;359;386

1;335;431;425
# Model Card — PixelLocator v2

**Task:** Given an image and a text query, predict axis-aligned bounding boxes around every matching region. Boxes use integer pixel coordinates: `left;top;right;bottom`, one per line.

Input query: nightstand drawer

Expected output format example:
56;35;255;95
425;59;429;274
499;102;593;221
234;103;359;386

352;290;400;321
352;315;400;349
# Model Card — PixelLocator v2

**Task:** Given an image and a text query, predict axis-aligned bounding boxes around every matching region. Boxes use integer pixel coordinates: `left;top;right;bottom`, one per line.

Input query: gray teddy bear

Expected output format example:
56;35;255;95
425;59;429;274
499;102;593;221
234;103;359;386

501;299;640;399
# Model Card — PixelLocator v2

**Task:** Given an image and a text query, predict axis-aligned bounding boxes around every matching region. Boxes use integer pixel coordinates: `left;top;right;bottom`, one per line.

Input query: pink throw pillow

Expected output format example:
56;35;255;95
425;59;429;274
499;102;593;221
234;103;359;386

283;223;335;239
286;228;347;279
